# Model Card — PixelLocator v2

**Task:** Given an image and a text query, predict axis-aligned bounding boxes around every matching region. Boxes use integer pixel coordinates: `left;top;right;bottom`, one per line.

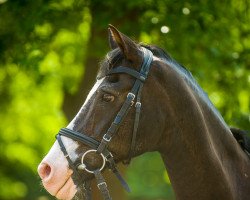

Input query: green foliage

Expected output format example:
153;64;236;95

127;153;175;200
0;0;249;199
0;0;90;199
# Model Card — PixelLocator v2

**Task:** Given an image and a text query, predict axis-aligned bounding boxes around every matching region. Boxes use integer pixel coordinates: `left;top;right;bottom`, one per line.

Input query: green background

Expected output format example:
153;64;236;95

0;0;249;199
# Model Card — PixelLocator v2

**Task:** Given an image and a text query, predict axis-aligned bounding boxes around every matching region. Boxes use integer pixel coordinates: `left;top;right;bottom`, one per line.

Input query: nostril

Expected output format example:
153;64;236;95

38;163;52;180
44;164;51;177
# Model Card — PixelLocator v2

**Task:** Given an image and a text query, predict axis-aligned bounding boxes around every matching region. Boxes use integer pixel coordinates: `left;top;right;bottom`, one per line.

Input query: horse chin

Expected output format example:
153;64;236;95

70;173;95;199
72;171;94;184
54;176;77;200
72;185;89;200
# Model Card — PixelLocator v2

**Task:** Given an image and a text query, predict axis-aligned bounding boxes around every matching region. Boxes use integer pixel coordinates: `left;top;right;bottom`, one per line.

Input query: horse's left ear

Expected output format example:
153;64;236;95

108;24;141;63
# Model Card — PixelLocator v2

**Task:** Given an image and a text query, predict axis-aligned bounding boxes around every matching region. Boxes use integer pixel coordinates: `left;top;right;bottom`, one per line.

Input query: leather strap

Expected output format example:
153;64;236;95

57;134;91;199
94;170;112;200
59;128;99;149
97;92;135;153
83;181;92;200
105;156;131;192
126;84;143;164
56;134;79;176
107;66;146;82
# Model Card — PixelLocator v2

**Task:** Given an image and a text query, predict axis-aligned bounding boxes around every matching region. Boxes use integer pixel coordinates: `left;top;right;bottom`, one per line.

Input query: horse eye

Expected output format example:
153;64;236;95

102;94;115;102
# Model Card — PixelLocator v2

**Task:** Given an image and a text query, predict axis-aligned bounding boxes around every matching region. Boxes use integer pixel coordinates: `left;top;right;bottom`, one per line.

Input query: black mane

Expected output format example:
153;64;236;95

231;128;250;155
142;44;196;82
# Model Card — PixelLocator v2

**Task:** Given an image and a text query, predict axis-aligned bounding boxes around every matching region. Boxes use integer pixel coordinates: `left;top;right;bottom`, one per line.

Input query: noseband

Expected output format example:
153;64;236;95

56;47;153;200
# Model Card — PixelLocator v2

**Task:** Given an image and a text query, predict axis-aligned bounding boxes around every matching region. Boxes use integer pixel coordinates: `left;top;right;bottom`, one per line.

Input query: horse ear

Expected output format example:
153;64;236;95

108;24;141;62
108;26;118;49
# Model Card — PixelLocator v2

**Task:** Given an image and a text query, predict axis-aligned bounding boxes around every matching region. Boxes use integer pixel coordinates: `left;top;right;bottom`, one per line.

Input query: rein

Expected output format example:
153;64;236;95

56;47;153;200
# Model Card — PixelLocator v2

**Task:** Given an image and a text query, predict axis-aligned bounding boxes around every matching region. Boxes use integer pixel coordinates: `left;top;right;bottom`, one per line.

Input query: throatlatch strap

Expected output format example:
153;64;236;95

126;84;143;164
106;156;131;192
112;168;131;192
94;170;112;200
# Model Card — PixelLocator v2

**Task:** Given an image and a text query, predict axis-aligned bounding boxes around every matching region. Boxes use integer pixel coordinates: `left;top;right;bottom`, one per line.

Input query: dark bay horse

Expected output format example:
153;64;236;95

38;25;250;200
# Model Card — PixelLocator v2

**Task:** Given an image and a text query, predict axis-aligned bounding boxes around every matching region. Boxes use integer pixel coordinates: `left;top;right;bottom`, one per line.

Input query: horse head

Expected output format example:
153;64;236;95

38;25;167;200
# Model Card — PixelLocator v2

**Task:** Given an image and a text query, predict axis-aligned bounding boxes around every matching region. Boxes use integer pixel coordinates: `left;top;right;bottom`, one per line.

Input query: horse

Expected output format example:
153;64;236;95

38;25;250;200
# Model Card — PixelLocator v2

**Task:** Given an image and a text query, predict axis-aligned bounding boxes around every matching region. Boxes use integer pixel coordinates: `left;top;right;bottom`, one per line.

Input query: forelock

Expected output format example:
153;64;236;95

97;48;123;79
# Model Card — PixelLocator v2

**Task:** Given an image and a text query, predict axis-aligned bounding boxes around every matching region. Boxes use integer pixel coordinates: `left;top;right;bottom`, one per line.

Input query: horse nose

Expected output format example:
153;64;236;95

38;162;53;182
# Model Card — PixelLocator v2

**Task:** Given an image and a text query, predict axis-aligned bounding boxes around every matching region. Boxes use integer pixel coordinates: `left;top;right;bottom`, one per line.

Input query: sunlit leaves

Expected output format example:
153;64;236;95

0;0;90;199
238;90;249;114
127;153;175;199
35;22;53;39
0;175;27;199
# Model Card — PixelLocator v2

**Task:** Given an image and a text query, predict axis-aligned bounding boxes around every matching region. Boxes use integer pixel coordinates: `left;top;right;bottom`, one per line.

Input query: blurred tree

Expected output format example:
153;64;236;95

0;0;249;199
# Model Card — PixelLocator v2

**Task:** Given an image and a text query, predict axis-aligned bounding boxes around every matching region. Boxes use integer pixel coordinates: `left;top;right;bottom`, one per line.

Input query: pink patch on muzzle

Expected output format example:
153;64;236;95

38;139;77;200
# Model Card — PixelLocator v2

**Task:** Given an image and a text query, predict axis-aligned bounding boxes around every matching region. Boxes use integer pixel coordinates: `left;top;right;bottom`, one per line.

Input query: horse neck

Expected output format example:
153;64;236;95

156;62;249;199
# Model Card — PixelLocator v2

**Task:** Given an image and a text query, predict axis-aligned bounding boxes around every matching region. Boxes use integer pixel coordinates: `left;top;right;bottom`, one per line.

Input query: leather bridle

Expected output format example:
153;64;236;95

55;47;153;200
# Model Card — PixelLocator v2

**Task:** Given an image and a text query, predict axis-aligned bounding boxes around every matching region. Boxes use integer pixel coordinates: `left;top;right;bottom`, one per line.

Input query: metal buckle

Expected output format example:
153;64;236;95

135;102;141;108
139;75;146;82
105;153;114;164
97;181;107;189
127;92;135;100
80;149;106;174
106;152;113;159
103;134;111;142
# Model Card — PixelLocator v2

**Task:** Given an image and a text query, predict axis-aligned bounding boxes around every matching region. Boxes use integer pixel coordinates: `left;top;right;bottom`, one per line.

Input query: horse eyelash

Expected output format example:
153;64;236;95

107;58;114;69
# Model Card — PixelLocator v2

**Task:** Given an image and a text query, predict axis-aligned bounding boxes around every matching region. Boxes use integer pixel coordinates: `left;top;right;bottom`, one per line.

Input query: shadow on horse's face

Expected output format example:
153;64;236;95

37;25;164;200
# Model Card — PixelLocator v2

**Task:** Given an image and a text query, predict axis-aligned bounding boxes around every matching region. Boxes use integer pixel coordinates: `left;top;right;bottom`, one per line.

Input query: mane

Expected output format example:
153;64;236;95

142;44;212;103
141;44;195;81
143;44;230;126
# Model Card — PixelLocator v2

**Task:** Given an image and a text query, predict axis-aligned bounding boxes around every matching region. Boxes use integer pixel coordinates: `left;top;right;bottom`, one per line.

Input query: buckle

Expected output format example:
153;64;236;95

103;134;111;142
105;152;114;161
97;181;107;189
135;102;141;108
127;92;135;100
139;75;146;82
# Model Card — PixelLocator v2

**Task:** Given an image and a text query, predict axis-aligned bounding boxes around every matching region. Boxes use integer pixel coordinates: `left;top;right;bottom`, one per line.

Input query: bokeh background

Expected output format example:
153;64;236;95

0;0;249;199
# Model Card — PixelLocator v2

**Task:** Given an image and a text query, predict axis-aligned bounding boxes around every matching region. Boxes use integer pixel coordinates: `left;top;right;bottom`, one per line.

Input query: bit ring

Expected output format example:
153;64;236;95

80;149;106;174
